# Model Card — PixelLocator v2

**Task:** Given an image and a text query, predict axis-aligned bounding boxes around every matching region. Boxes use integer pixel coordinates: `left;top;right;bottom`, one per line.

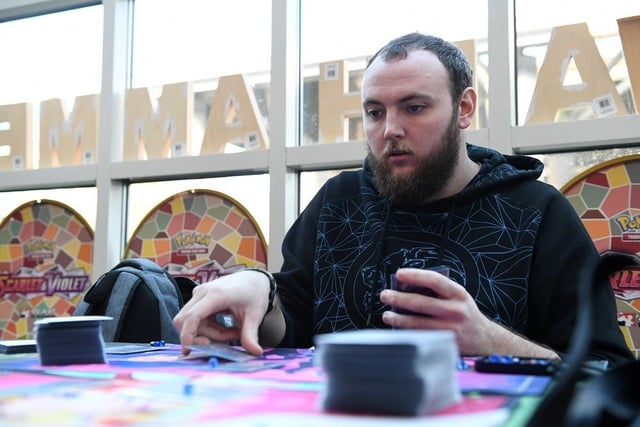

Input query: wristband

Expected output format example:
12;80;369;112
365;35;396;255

244;267;277;314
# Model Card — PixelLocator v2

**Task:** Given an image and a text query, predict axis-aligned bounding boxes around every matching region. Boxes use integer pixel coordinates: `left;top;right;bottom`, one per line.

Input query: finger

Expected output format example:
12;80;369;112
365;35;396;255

197;321;240;342
173;285;210;330
176;288;228;341
395;268;460;299
178;314;204;348
381;286;468;324
180;322;240;356
238;312;265;356
181;334;215;356
180;328;199;355
380;290;439;318
382;310;454;331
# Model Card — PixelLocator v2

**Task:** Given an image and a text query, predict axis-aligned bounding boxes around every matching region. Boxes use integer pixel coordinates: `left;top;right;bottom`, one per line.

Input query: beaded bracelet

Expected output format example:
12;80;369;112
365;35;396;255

244;267;277;314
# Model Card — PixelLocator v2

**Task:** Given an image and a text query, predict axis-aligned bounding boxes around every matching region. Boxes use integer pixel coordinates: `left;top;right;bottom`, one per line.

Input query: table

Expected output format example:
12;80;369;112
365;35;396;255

0;343;549;426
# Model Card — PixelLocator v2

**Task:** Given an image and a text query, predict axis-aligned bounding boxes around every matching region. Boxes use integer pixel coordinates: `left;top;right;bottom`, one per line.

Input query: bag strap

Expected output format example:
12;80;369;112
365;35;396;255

135;266;182;342
112;261;183;343
72;271;110;317
116;258;165;275
101;270;140;342
116;258;185;306
525;251;640;426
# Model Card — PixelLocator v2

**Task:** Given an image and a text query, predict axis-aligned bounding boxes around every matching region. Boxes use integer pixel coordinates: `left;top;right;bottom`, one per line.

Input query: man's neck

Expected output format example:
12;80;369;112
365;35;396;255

427;155;481;202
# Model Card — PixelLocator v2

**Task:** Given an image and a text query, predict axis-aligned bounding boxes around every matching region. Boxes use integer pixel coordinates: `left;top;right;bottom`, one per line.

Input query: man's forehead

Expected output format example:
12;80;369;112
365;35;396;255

368;49;441;68
362;50;449;95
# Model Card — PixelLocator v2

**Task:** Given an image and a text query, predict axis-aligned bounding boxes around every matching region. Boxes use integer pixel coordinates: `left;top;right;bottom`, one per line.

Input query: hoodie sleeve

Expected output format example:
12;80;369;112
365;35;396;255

526;189;634;368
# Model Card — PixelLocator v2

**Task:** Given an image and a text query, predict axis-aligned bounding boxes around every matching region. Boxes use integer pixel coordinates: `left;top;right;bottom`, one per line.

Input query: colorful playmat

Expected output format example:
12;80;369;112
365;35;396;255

0;346;543;426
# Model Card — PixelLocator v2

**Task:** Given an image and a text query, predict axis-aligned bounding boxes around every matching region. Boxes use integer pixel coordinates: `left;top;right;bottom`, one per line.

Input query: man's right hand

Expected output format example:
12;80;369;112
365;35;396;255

173;269;272;356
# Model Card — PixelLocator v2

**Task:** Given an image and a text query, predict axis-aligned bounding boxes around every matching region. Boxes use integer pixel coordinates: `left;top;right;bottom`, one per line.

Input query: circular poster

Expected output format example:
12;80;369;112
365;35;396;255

562;155;640;357
124;189;267;284
0;199;94;339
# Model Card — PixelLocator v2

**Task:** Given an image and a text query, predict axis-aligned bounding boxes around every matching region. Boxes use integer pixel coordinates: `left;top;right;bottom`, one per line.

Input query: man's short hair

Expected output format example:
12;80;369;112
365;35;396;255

367;32;474;104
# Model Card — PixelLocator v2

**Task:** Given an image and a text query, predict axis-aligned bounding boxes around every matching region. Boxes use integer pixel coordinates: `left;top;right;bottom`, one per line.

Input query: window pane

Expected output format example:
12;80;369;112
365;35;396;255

536;148;640;190
0;6;103;170
0;188;97;231
516;1;640;125
130;0;271;157
300;169;357;213
300;0;488;146
127;175;270;245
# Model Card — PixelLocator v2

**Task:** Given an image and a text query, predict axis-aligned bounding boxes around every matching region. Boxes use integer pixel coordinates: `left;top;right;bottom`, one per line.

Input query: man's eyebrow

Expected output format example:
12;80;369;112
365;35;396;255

362;98;382;106
362;93;435;106
398;93;435;103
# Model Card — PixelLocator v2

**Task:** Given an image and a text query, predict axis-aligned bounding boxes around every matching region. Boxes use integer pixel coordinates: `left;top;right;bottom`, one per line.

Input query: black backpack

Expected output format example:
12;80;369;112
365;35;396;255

73;258;197;344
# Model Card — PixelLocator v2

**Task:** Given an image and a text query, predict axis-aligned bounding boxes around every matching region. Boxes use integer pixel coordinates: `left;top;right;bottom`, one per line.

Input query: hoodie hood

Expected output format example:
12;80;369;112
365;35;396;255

465;144;544;197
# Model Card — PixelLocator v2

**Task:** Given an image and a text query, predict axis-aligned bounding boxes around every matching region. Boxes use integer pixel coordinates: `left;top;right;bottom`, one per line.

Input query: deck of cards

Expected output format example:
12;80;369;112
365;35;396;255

34;315;112;366
314;329;461;416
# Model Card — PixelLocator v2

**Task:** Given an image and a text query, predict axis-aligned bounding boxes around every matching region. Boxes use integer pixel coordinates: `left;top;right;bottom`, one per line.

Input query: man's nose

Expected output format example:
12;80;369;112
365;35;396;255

383;112;404;140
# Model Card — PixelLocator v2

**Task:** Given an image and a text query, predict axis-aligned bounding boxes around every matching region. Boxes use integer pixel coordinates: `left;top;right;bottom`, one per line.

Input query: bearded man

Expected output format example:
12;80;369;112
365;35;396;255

174;33;634;368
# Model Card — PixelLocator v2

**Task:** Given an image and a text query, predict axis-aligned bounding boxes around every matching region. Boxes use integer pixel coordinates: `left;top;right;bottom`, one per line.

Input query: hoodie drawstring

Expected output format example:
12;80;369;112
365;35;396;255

365;200;457;326
437;200;456;266
366;202;392;326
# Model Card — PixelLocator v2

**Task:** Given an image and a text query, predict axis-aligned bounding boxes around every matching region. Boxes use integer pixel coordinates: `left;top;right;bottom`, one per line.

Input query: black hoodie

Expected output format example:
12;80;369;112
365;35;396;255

274;144;634;368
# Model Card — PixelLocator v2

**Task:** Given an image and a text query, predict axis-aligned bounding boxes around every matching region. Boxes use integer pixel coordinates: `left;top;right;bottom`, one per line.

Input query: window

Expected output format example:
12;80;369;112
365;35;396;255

0;187;97;231
130;0;272;157
515;0;640;125
300;0;489;145
0;5;103;171
0;5;101;229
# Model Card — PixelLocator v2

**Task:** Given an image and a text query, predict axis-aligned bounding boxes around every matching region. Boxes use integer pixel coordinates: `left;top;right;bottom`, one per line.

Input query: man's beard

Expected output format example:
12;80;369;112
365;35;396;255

367;116;461;207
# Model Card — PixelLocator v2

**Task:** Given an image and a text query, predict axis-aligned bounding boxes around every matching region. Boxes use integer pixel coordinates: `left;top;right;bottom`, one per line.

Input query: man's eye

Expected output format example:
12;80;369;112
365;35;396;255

366;109;382;119
408;105;425;113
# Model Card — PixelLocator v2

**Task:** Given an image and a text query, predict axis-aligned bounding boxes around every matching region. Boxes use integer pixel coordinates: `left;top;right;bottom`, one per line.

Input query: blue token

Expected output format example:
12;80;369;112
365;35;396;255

209;357;219;368
183;383;194;396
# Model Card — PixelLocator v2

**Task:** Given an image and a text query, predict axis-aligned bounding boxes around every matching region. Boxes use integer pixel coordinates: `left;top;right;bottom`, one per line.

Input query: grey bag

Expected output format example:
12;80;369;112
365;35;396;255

73;258;197;344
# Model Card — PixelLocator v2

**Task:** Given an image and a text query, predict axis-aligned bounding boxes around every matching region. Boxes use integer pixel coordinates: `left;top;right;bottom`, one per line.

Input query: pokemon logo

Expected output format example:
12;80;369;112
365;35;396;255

24;239;56;252
615;215;640;241
24;239;56;259
175;232;210;255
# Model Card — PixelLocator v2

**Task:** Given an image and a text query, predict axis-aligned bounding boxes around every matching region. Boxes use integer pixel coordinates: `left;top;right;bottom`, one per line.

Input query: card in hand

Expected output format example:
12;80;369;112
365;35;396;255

390;266;449;315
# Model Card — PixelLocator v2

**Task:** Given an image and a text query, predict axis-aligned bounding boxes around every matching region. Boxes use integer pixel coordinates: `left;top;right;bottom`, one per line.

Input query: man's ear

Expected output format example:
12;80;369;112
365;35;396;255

457;87;477;129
